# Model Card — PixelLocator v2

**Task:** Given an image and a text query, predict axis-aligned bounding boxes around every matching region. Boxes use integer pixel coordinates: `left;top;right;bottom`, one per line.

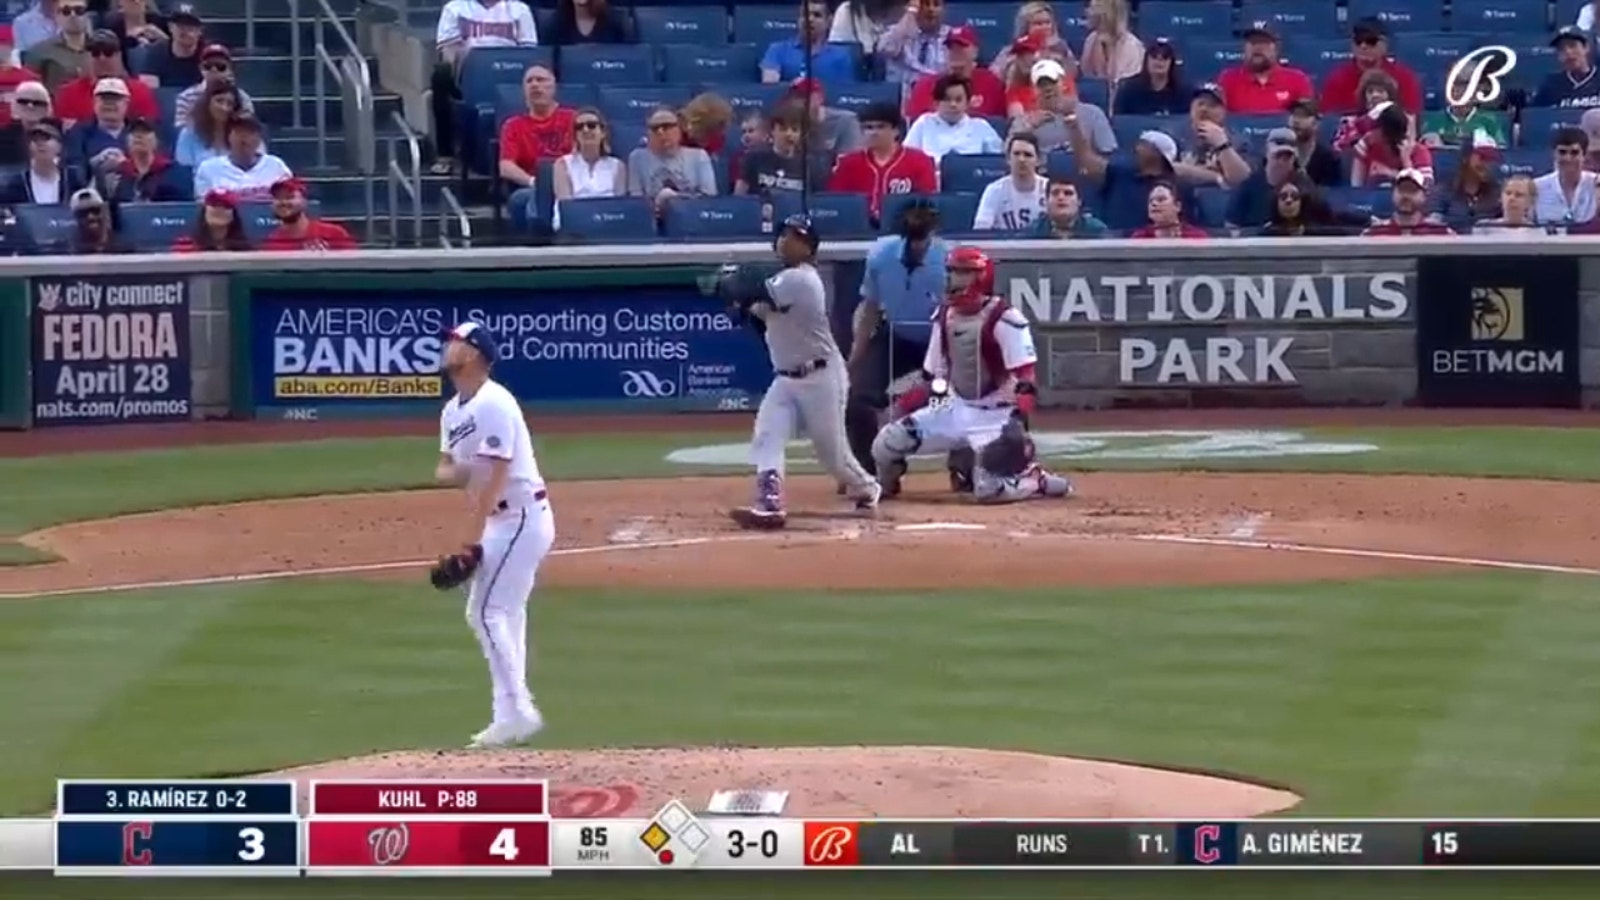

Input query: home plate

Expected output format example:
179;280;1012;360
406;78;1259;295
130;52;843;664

897;522;988;532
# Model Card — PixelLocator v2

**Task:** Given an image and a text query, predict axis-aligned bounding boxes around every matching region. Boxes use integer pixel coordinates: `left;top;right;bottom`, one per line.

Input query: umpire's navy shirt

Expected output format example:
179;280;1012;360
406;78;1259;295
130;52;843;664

861;234;946;344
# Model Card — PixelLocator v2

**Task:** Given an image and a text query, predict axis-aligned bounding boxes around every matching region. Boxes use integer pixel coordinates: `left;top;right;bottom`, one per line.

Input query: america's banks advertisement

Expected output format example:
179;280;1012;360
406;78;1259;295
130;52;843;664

996;258;1418;405
248;287;771;416
30;275;192;426
1415;256;1580;407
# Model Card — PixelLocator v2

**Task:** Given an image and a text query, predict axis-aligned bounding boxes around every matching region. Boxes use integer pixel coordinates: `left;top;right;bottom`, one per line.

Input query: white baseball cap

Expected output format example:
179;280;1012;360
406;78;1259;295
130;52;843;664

93;77;129;97
1030;59;1066;85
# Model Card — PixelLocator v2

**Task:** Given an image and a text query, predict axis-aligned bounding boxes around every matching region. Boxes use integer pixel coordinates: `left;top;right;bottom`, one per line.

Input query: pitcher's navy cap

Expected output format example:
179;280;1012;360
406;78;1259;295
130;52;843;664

447;321;498;364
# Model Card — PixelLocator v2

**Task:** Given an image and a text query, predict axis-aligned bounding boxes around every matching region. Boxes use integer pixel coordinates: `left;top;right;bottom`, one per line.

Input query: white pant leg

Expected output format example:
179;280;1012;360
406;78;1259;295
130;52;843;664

465;500;555;724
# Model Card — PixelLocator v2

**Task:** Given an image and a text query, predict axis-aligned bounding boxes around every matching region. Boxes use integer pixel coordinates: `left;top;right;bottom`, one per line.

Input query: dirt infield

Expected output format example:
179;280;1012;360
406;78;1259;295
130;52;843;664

6;409;1597;819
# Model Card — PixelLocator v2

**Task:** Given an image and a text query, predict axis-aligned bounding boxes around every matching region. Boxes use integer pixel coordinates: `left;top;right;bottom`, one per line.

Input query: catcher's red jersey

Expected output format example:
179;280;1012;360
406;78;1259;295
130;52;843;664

924;296;1036;402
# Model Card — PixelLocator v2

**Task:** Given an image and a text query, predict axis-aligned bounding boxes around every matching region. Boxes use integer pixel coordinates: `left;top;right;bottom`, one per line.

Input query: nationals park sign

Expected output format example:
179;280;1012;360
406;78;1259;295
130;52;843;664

996;258;1419;407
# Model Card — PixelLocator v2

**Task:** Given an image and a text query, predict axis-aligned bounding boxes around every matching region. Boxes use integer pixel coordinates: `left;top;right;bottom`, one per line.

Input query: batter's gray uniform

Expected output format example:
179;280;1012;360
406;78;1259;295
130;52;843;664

751;263;878;504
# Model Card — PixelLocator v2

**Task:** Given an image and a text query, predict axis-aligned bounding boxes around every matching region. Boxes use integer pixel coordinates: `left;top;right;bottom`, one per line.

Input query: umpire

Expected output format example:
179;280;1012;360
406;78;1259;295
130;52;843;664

844;199;946;476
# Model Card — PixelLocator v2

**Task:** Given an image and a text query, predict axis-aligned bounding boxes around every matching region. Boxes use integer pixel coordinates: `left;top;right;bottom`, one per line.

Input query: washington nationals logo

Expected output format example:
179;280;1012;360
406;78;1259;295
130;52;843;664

367;824;411;866
1445;45;1517;106
807;826;853;863
621;370;677;398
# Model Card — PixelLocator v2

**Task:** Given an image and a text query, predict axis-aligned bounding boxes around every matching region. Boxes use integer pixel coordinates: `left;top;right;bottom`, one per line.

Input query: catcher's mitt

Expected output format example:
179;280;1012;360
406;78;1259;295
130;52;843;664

429;544;483;590
979;419;1035;477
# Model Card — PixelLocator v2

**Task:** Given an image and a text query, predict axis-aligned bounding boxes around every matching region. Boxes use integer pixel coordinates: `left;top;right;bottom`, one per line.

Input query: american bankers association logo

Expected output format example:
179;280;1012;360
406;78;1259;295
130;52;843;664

1470;286;1522;341
621;370;677;397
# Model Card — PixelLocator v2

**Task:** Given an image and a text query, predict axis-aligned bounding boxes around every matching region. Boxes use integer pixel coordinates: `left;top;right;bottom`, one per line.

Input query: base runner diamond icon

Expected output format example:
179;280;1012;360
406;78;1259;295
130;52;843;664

640;823;670;853
658;800;693;832
679;822;710;853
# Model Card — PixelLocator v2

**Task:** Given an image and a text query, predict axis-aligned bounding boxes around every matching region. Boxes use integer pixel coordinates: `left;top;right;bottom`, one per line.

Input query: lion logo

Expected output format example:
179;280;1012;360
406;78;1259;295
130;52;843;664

1470;286;1523;342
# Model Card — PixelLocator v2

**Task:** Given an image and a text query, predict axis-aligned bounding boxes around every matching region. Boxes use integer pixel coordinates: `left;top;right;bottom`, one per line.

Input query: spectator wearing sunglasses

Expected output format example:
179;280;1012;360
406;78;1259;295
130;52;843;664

1226;128;1313;229
23;0;95;90
172;44;255;128
551;107;625;231
0;80;53;164
53;30;159;124
1317;18;1421;116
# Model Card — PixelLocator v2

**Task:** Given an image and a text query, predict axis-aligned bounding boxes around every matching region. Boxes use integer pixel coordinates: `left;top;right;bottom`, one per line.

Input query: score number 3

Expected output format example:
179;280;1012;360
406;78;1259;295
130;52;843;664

238;827;265;861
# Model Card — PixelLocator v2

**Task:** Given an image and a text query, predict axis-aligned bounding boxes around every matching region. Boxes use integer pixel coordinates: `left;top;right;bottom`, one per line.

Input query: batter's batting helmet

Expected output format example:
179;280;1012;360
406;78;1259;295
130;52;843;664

447;321;499;365
776;213;820;254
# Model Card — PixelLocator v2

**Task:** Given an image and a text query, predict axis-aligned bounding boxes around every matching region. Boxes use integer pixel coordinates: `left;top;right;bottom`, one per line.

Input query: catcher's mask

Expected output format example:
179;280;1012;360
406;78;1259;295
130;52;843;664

446;321;499;367
945;245;994;315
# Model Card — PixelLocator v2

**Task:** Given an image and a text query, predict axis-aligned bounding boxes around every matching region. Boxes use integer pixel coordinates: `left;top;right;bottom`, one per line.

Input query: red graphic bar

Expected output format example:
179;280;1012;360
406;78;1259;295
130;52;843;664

307;819;550;868
311;781;546;815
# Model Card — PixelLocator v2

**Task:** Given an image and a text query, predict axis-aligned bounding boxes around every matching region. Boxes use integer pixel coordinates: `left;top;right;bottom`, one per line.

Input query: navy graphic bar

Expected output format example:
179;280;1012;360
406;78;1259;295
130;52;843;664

55;820;299;868
60;781;296;815
1423;823;1600;867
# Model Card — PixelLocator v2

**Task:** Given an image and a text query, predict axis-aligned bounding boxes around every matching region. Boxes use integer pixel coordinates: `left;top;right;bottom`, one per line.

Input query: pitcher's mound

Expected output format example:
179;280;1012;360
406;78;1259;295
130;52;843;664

268;746;1300;819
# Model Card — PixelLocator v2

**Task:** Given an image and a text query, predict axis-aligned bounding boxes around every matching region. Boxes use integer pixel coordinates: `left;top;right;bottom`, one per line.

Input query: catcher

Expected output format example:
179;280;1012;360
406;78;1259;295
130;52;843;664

870;245;1073;503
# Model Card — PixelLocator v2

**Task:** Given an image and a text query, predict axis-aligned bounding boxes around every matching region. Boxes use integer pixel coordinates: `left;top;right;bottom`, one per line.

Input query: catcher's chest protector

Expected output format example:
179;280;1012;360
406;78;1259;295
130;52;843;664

938;298;1009;399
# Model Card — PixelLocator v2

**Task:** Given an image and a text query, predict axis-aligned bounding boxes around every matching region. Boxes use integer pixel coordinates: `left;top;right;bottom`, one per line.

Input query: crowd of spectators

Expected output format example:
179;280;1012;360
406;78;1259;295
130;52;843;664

0;0;352;251
425;0;1600;241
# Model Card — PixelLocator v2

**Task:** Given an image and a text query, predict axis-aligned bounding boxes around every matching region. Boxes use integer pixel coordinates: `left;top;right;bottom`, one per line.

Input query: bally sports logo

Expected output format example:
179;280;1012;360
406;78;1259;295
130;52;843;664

1445;45;1517;107
803;822;859;866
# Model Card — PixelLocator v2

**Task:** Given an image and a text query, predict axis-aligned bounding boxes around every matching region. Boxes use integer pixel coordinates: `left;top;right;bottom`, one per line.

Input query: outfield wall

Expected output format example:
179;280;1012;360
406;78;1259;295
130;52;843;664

0;237;1591;430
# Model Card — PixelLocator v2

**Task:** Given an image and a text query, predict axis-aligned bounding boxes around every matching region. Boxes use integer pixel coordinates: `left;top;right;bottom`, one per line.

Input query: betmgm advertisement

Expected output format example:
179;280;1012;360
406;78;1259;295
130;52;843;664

247;287;772;417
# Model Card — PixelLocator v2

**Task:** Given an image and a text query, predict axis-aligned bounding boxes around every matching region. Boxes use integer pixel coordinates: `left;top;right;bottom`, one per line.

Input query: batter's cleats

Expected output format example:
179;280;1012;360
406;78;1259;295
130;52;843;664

852;480;882;515
1039;470;1074;498
729;507;787;530
468;711;544;749
948;467;975;494
879;460;907;498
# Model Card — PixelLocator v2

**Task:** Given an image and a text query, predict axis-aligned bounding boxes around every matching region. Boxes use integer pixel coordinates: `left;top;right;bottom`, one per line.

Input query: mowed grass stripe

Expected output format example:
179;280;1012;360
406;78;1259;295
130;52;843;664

1389;575;1600;815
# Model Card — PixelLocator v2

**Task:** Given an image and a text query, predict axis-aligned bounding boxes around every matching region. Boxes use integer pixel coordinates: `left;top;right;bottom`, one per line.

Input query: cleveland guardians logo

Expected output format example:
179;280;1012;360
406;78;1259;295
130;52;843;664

121;821;154;865
367;824;411;866
1192;824;1222;865
1470;286;1524;342
1445;46;1518;106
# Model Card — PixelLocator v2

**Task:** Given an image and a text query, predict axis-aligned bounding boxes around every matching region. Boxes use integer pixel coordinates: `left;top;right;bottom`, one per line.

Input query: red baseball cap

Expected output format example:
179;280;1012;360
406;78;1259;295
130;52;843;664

789;76;824;98
200;43;232;61
944;25;978;47
202;188;237;208
1011;32;1043;54
269;176;309;197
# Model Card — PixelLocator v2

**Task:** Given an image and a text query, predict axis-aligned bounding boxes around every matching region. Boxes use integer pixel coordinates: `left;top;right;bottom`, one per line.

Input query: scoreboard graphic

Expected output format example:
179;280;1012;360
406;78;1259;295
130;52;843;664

6;779;1600;874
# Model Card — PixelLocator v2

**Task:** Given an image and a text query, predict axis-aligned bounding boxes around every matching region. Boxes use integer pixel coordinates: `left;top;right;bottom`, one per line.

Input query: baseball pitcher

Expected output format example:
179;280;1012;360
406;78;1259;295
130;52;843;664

870;246;1073;503
718;214;881;529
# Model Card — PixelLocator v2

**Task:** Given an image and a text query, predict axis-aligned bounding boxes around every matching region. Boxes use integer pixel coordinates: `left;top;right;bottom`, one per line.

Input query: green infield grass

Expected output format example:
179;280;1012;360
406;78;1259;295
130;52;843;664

3;424;1600;898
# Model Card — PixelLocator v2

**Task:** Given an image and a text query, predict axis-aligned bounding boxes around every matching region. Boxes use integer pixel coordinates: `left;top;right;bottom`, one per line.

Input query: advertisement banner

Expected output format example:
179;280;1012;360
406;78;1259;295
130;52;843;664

247;285;771;416
997;258;1419;406
30;274;192;426
1416;257;1581;407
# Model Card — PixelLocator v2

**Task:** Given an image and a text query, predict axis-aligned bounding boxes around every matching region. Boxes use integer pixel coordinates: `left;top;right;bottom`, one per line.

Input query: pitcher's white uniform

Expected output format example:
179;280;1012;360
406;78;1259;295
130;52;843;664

440;378;554;733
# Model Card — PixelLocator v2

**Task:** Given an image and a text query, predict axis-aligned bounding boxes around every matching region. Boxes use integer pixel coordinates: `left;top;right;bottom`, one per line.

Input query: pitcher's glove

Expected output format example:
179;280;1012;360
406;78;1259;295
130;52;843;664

429;544;483;590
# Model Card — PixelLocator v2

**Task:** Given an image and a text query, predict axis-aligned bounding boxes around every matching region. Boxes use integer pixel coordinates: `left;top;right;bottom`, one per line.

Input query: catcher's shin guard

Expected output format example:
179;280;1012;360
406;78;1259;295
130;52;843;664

946;445;976;494
975;465;1074;503
844;397;881;476
879;459;907;498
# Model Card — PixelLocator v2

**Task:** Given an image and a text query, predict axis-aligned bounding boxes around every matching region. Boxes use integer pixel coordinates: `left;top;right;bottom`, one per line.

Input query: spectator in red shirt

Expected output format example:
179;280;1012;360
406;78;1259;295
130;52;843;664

1129;181;1207;238
498;63;575;230
1215;22;1313;116
53;29;159;125
1319;18;1422;115
259;177;358;250
1350;101;1432;187
172;188;252;251
1002;33;1047;118
1362;168;1454;235
827;101;937;222
0;27;43;114
1332;68;1399;152
905;25;1006;119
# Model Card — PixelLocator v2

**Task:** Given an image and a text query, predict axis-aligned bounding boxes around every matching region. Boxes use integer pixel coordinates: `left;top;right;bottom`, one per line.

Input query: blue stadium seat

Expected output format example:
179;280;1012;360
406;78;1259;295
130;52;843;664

1044;149;1076;180
1288;38;1354;78
559;44;659;85
610;121;648;152
1192;186;1230;228
880;192;980;232
826;82;901;115
1498;148;1547;177
1228;115;1280;150
13;204;75;251
631;6;729;45
1180;39;1243;72
1558;0;1587;27
661;195;764;239
1345;0;1445;34
1506;40;1559;92
559;197;658;241
1324;186;1389;220
1239;0;1340;34
460;47;552;106
1054;6;1091;48
597;85;696;127
710;82;787;118
1391;32;1477;72
770;191;874;238
661;43;762;83
238;202;320;242
1138;1;1233;38
121;202;198;250
1450;0;1547;34
939;153;1007;194
1076;78;1109;110
732;5;796;47
944;4;1009;60
1111;114;1169;149
1519;107;1583;146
